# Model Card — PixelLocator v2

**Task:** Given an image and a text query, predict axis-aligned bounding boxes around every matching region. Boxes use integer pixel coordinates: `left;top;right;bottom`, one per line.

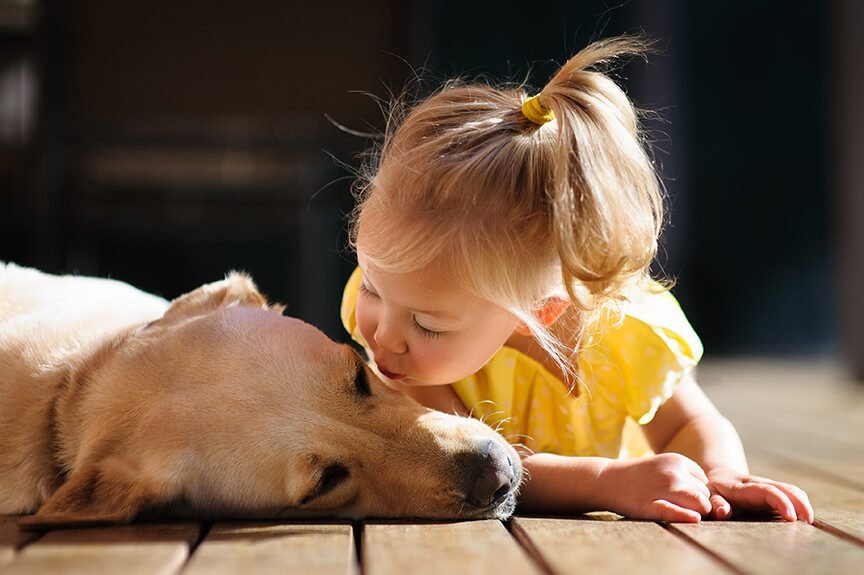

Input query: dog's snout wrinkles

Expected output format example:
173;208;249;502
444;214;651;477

463;439;516;508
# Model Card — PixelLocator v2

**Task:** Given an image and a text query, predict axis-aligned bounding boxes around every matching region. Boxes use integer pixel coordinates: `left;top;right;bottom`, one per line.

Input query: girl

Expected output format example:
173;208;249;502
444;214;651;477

340;36;813;523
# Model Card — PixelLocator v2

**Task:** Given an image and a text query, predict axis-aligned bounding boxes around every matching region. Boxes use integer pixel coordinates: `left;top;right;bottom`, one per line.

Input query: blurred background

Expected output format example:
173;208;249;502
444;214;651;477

0;0;861;376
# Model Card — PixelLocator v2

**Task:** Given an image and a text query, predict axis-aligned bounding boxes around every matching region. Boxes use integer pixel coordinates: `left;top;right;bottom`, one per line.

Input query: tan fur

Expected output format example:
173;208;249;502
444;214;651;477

0;263;521;528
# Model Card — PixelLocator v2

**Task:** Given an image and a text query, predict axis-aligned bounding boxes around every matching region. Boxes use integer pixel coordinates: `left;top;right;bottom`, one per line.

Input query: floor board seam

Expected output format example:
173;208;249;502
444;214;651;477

353;521;364;575
505;519;557;575
813;519;864;549
176;521;211;573
660;522;749;575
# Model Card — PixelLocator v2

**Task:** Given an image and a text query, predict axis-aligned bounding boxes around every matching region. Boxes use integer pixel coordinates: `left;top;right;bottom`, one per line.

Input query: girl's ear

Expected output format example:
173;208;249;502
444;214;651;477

18;457;171;531
515;296;571;336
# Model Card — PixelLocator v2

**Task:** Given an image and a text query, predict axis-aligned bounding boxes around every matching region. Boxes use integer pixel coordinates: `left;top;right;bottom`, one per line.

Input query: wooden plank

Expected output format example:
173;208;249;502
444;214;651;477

363;520;539;575
0;517;39;568
0;523;199;575
512;516;731;575
183;522;355;575
746;453;864;543
672;520;864;574
698;360;864;422
715;396;864;456
718;407;864;491
699;361;864;491
714;398;863;454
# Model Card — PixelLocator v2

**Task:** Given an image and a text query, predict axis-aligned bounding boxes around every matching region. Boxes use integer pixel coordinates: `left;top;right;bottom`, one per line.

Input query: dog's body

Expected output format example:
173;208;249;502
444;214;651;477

0;263;170;513
0;263;520;526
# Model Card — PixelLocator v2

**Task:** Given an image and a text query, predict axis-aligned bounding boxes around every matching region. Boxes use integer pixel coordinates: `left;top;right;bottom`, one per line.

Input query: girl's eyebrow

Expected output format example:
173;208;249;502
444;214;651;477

413;307;461;322
362;274;461;322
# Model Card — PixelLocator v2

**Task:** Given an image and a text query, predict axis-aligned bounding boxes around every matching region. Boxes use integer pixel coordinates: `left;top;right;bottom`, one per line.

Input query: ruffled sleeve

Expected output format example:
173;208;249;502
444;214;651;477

340;267;368;347
582;281;704;426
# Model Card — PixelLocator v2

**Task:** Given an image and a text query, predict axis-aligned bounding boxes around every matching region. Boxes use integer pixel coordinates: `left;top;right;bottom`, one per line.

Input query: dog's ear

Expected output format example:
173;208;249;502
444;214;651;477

18;458;171;531
156;272;283;326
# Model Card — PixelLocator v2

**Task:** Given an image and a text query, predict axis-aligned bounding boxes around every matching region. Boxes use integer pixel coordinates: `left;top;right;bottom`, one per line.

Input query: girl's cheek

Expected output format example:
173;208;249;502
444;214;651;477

413;346;459;383
355;302;374;345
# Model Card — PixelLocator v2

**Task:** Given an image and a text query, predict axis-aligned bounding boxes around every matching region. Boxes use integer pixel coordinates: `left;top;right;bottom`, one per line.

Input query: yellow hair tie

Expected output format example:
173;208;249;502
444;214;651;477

522;94;555;125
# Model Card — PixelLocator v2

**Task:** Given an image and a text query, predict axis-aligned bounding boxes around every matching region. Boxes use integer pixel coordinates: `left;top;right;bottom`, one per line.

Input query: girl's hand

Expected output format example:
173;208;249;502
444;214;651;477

706;468;814;523
601;453;712;523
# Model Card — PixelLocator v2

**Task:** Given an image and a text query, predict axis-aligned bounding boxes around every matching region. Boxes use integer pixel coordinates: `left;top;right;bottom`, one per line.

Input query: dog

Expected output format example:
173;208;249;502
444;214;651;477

0;262;521;528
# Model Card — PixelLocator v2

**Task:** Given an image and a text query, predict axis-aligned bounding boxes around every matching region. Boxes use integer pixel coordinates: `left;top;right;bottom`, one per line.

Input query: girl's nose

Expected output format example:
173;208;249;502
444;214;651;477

374;320;408;354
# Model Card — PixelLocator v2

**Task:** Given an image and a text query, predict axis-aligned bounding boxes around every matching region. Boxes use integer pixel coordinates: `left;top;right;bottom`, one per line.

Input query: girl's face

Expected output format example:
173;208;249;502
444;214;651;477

354;252;520;386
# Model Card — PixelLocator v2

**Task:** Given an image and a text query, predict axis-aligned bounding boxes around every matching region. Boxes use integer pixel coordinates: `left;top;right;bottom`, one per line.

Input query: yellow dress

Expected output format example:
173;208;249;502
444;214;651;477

340;267;703;458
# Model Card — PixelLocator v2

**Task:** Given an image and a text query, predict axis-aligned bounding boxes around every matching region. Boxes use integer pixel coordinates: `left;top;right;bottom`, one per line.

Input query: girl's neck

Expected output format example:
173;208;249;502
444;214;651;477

504;330;568;382
504;309;583;386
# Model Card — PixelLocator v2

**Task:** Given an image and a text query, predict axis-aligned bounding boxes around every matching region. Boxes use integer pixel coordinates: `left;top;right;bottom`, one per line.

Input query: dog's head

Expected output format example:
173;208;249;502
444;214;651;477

21;273;522;529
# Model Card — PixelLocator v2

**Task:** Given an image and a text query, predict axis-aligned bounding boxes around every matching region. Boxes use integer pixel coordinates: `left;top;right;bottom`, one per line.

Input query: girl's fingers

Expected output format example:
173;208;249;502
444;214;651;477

666;482;712;516
695;491;713;515
710;493;733;520
754;483;797;522
710;474;814;523
652;499;703;523
765;481;815;524
688;461;709;484
691;476;711;500
735;482;798;521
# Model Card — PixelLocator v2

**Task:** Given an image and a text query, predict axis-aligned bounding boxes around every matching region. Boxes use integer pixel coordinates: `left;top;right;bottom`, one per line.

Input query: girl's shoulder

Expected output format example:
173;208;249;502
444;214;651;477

340;267;367;347
587;280;703;364
579;280;704;424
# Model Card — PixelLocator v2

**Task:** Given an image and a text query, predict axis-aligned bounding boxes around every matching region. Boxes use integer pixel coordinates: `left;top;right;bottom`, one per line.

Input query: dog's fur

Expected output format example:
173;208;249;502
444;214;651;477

0;263;521;528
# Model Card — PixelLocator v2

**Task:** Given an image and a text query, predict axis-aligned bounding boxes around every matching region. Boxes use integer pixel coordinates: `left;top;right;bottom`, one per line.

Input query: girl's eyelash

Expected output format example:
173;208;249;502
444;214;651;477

360;281;443;340
413;317;443;340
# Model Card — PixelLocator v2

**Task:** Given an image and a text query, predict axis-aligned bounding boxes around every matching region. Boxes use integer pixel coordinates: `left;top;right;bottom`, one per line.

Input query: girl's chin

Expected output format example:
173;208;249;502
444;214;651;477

383;374;432;387
400;376;453;387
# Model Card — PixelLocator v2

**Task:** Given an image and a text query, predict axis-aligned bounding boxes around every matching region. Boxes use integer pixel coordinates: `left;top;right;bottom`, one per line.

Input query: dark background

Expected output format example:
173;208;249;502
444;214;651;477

1;1;861;373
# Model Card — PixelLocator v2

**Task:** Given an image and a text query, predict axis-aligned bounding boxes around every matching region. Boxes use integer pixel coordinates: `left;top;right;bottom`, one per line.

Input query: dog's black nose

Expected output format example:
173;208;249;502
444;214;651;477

461;439;516;508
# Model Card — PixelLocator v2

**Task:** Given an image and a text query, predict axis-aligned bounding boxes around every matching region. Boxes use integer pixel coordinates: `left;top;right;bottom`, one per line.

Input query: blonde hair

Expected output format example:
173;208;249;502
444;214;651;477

349;36;666;381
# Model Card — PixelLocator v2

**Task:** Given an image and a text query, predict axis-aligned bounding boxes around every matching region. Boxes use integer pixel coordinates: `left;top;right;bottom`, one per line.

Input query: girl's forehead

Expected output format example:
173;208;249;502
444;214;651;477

361;256;455;295
358;256;485;319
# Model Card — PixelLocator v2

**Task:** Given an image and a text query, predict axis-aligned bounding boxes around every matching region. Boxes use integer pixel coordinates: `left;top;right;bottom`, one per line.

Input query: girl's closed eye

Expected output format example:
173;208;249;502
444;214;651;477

358;281;377;298
412;316;444;340
360;278;444;340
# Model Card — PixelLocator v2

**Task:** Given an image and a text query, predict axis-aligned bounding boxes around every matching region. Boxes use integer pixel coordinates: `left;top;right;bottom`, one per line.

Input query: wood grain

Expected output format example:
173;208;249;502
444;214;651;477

183;522;355;575
746;452;864;542
723;413;864;491
672;520;864;574
701;360;864;491
363;520;539;575
513;516;731;575
0;522;199;575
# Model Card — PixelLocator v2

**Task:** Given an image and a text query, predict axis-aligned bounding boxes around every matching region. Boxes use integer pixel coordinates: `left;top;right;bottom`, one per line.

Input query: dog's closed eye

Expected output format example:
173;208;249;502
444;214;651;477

300;463;351;505
353;360;372;398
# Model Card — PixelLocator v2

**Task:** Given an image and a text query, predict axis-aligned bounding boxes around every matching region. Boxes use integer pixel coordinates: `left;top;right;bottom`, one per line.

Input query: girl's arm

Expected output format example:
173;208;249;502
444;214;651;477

420;381;714;521
517;455;613;514
642;373;748;474
518;451;713;522
642;373;814;523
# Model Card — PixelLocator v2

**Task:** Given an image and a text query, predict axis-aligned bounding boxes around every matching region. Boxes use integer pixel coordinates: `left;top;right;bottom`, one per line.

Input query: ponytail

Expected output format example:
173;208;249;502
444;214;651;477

532;36;664;310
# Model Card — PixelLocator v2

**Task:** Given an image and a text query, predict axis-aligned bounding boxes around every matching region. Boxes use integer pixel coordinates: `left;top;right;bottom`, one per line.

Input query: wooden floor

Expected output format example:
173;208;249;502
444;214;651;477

1;359;862;574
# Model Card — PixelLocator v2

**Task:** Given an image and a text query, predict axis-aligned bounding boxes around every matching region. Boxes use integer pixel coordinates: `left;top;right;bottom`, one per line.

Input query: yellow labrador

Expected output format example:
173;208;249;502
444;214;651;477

0;262;521;528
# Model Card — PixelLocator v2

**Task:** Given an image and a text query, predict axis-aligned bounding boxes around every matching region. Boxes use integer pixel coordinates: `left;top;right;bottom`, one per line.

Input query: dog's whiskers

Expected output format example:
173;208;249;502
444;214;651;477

468;400;497;420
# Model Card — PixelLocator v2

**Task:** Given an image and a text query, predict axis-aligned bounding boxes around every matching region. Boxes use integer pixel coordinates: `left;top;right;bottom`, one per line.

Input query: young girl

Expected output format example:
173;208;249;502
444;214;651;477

340;36;813;523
